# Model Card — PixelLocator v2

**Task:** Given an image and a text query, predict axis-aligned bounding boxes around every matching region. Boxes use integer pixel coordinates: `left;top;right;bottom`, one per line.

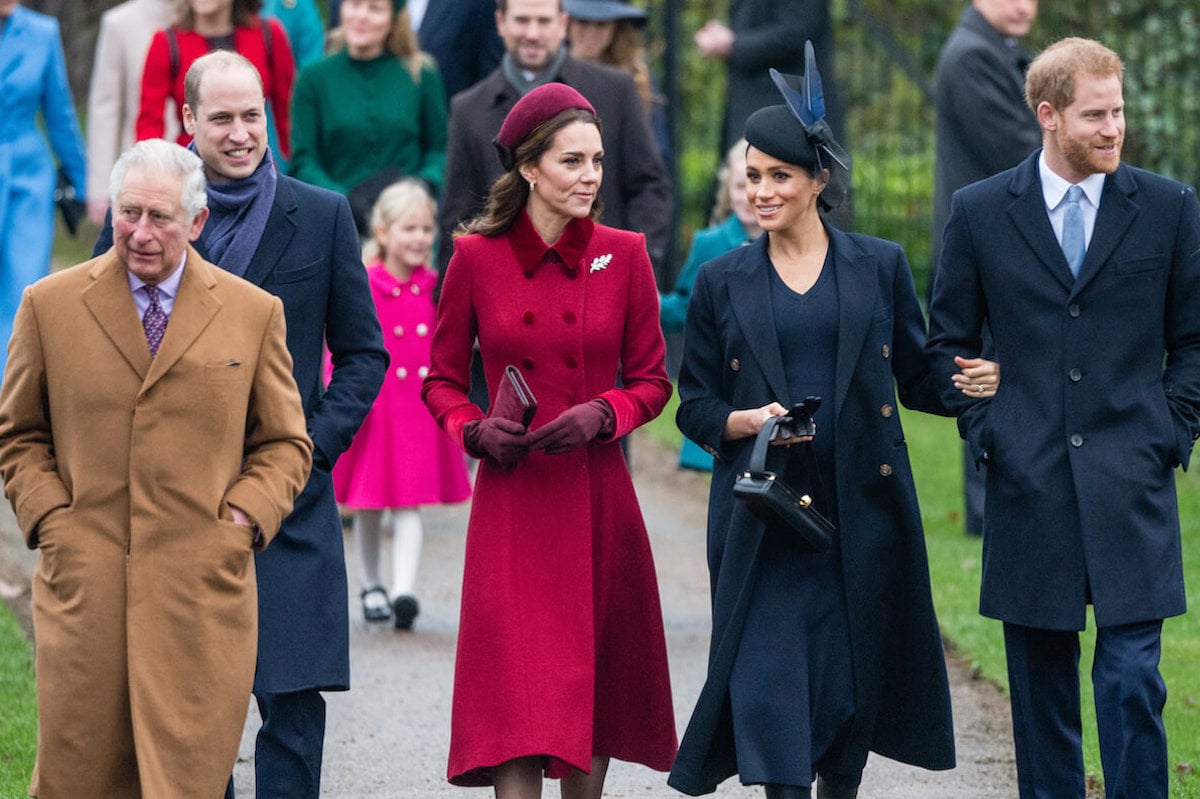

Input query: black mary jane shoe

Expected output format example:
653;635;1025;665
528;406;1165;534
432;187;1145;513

360;585;392;622
392;595;420;631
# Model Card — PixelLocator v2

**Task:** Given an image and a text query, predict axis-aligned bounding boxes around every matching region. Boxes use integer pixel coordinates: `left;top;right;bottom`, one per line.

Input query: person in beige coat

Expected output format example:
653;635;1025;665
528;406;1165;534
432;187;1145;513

0;139;312;798
85;0;177;225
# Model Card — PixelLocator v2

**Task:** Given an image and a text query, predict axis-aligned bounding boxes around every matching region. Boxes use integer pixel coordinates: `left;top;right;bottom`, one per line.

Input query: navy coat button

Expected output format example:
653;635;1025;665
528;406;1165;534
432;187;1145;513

1070;434;1084;447
879;463;893;476
1068;304;1081;317
1069;368;1082;382
730;358;741;371
881;344;891;358
880;403;893;418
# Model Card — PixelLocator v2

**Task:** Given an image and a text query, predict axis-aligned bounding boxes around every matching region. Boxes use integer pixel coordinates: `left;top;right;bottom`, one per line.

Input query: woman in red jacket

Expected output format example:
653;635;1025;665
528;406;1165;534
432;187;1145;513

137;0;294;158
422;83;677;797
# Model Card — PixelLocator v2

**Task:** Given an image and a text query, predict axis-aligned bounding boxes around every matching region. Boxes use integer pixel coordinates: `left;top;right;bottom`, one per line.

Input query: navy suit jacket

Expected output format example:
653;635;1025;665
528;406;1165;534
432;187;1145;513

927;151;1200;630
931;5;1040;294
95;174;388;691
719;0;841;153
419;0;504;102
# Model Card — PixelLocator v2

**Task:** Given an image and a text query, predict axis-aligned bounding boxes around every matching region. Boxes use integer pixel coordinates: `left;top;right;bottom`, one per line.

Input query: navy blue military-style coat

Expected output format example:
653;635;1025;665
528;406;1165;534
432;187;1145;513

96;173;388;692
668;228;959;795
927;152;1200;631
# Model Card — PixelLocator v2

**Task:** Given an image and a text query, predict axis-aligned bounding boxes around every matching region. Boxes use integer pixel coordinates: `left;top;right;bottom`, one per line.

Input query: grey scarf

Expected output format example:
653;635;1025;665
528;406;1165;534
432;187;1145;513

500;45;569;96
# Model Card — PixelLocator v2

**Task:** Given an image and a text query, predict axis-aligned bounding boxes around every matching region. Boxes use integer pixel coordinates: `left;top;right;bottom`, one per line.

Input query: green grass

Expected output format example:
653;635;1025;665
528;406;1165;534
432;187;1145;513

905;407;1200;797
0;604;36;796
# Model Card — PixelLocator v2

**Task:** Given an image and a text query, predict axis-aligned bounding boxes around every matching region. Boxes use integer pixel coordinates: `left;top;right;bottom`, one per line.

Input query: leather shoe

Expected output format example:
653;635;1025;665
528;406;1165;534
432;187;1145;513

392;595;420;630
763;785;810;799
360;585;392;622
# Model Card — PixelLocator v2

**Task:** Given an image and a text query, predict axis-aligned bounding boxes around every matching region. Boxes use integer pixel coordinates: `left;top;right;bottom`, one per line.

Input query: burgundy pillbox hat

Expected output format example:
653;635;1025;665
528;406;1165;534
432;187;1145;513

493;83;597;171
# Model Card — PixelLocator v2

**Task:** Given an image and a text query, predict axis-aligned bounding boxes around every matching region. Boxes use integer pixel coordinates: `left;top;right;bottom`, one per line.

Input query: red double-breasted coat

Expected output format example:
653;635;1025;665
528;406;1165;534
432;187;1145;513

423;212;678;786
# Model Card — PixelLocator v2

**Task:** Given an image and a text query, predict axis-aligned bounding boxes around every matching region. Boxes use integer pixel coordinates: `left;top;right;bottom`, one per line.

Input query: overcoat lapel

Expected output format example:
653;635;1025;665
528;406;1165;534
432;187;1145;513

82;253;154;380
728;238;790;403
1007;155;1076;291
1072;166;1138;294
830;228;876;427
142;251;221;390
241;176;297;287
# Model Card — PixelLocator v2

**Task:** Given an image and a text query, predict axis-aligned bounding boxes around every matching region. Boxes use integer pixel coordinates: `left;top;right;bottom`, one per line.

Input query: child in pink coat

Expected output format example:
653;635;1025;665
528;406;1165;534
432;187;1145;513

334;180;471;628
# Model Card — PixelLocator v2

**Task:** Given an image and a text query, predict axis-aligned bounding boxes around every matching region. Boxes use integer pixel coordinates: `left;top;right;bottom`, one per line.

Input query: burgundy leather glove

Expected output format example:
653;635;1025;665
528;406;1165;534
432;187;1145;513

463;417;530;469
527;399;614;455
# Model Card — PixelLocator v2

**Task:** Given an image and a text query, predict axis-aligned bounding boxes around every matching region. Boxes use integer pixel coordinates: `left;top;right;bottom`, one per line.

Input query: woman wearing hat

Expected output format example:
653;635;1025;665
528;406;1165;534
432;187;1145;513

423;82;677;796
564;0;668;165
666;55;999;798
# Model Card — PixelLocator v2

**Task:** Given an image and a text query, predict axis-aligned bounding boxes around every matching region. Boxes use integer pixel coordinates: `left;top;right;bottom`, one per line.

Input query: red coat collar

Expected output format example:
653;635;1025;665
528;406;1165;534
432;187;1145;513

508;210;595;278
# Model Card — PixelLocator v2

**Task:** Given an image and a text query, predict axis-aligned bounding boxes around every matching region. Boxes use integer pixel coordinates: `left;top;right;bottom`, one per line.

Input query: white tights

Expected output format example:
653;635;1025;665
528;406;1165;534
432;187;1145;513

354;508;423;601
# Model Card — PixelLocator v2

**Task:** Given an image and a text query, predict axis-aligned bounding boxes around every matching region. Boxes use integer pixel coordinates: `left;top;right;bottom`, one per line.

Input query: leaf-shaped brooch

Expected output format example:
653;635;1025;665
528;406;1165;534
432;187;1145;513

590;253;613;274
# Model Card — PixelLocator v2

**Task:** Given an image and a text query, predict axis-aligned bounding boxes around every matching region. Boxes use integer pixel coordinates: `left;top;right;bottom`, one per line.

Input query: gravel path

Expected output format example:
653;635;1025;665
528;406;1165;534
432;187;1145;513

0;431;1020;796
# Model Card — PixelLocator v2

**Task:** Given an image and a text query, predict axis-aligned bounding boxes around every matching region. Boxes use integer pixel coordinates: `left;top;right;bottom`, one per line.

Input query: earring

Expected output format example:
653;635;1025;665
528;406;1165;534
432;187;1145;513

528;179;537;191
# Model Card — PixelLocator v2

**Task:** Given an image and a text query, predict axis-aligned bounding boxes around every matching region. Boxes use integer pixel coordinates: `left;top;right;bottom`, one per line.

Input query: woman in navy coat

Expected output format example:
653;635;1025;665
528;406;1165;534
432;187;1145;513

667;90;998;797
0;1;86;379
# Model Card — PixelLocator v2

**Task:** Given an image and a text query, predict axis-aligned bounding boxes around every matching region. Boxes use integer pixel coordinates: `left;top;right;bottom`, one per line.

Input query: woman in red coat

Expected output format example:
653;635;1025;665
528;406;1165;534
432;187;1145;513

137;0;294;158
422;83;678;796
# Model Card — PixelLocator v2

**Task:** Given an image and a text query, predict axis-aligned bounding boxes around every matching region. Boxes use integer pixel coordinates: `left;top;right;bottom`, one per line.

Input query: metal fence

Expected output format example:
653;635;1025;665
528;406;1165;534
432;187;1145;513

834;0;1200;294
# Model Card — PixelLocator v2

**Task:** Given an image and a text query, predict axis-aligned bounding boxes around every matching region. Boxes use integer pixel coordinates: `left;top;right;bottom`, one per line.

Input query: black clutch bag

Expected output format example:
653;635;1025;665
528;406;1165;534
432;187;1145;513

732;414;834;551
488;364;537;430
53;167;85;237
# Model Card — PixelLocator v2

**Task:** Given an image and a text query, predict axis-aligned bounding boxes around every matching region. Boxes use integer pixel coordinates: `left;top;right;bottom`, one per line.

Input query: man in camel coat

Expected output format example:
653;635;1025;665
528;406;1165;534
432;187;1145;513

0;139;312;798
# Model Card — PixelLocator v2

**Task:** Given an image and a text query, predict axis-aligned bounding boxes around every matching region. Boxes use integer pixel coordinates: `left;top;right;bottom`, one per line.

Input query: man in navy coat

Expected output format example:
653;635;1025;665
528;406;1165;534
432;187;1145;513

927;37;1200;798
96;51;388;797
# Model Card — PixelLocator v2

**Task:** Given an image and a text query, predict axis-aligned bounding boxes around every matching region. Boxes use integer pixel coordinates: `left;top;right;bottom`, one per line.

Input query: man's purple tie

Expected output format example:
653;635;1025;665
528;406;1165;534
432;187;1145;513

143;285;168;357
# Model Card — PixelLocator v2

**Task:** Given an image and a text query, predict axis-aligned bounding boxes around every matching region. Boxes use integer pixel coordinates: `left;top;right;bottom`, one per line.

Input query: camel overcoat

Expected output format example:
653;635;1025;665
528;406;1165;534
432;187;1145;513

0;248;312;798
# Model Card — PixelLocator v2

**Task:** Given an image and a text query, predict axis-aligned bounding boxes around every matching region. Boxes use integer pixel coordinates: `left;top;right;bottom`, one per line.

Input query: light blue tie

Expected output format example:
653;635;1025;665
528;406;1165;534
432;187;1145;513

1061;185;1086;277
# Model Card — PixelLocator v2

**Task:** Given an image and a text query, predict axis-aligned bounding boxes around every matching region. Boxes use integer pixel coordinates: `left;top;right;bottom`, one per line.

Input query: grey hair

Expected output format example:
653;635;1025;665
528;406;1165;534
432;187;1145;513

109;139;208;223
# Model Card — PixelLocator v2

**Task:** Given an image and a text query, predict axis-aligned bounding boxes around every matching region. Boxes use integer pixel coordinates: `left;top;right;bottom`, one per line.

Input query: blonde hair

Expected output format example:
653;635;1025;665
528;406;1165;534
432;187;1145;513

327;4;429;81
364;179;437;263
709;138;747;226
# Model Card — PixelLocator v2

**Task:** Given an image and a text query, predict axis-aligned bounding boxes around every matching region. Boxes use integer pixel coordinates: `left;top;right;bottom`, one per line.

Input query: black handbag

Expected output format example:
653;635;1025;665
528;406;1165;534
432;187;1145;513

733;415;835;551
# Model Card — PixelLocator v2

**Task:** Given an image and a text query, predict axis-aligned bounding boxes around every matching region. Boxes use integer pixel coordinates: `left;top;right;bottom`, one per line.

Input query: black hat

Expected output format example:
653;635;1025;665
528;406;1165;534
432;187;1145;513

745;105;820;170
564;0;647;23
744;40;850;210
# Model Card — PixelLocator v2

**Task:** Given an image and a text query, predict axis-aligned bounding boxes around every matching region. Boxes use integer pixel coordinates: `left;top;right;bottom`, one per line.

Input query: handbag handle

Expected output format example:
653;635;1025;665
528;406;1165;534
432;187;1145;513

745;415;829;505
746;415;783;474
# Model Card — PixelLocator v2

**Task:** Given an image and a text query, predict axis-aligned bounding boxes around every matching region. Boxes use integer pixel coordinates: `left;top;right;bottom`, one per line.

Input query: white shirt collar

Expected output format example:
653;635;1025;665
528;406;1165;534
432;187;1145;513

1039;151;1106;210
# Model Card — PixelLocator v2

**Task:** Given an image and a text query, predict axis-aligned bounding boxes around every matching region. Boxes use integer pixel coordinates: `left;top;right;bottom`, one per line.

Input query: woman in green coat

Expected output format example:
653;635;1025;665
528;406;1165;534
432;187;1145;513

289;0;446;234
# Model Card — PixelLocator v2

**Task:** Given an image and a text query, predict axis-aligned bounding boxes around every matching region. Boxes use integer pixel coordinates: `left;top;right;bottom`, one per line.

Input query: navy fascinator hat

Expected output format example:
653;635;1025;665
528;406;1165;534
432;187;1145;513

744;40;850;211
